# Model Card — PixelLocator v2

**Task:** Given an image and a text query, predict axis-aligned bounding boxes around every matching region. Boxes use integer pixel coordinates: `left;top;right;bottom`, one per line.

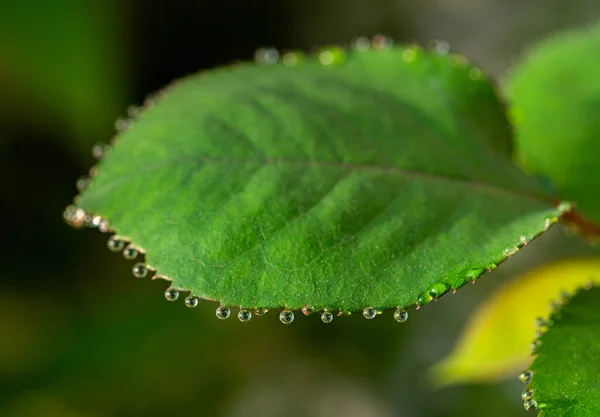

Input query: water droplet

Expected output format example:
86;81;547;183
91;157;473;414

535;317;549;328
402;48;417;63
371;34;393;49
185;296;199;308
559;290;571;302
429;283;450;299
89;216;103;228
465;267;486;282
394;308;408;323
362;307;377;319
417;292;433;308
98;219;111;233
544;215;558;230
82;213;93;227
351;36;370;52
255;308;268;316
520;235;529;245
165;288;179;302
302;305;314;316
504;245;519;256
76;176;91;192
279;310;294;324
468;68;482;81
282;52;300;67
519;371;533;384
486;263;498;272
430;40;449;56
123;246;139;260
449;54;468;67
523;399;537;411
127;105;140;118
63;205;76;220
585;280;595;290
254;47;279;64
216;306;230;320
319;47;346;66
107;236;125;252
530;339;541;352
91;143;109;160
321;310;334;324
558;202;573;213
521;389;534;401
238;309;252;322
132;263;148;278
114;118;132;132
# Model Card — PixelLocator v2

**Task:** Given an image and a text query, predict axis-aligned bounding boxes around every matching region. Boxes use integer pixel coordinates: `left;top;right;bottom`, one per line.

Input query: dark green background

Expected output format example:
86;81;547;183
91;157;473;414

1;1;598;416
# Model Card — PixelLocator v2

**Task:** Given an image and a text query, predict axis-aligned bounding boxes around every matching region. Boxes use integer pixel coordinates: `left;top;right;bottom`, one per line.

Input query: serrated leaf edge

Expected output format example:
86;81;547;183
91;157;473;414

65;36;570;323
518;281;599;413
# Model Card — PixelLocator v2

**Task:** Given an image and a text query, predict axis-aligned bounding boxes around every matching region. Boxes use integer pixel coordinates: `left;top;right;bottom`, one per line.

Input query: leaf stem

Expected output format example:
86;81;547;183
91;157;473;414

562;209;600;240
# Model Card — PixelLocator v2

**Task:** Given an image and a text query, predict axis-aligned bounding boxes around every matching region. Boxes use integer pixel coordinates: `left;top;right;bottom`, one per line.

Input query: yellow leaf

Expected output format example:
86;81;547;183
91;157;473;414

430;258;600;387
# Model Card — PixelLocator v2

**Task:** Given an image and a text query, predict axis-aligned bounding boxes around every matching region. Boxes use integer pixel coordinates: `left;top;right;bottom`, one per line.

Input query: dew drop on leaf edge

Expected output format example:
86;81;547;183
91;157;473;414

523;399;537;411
107;236;125;252
238;309;252;322
521;388;534;401
519;370;533;384
362;307;377;319
279;310;294;324
216;306;230;320
132;263;148;278
165;288;179;302
185;296;199;308
394;308;408;323
302;305;315;316
321;311;334;324
255;307;268;316
123;246;139;260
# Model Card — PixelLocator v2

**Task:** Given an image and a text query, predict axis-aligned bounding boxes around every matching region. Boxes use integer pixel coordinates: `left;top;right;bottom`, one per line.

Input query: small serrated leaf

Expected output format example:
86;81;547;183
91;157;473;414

72;43;565;315
430;258;600;387
526;286;600;416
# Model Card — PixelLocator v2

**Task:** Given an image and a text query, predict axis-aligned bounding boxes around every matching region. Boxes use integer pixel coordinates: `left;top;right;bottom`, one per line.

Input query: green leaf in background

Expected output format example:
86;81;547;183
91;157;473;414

524;286;600;415
506;22;600;226
72;44;567;317
430;258;600;387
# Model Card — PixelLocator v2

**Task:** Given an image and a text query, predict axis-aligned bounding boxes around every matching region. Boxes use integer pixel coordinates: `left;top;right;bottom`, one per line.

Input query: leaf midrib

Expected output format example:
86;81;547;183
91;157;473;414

85;155;554;207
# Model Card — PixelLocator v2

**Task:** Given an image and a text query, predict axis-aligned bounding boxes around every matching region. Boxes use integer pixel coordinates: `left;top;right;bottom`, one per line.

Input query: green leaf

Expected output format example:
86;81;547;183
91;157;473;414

430;258;600;387
506;22;600;225
524;286;600;415
71;44;566;315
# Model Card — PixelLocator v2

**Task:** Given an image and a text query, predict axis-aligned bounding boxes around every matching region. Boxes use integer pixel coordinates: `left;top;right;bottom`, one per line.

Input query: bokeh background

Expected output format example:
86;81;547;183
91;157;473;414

1;1;599;416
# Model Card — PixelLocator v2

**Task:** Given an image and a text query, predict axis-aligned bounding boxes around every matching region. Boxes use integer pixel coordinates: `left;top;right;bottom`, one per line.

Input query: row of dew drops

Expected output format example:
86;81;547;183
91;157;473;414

254;34;484;81
108;235;410;325
517;285;594;412
516;307;556;412
61;214;412;325
63;133;567;325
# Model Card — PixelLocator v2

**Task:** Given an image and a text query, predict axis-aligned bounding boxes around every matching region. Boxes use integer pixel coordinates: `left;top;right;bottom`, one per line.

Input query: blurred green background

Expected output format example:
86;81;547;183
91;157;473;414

1;1;599;416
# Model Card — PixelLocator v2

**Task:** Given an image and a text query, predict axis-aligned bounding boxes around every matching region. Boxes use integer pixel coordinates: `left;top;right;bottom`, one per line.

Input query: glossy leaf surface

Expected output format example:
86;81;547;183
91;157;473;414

75;46;563;312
